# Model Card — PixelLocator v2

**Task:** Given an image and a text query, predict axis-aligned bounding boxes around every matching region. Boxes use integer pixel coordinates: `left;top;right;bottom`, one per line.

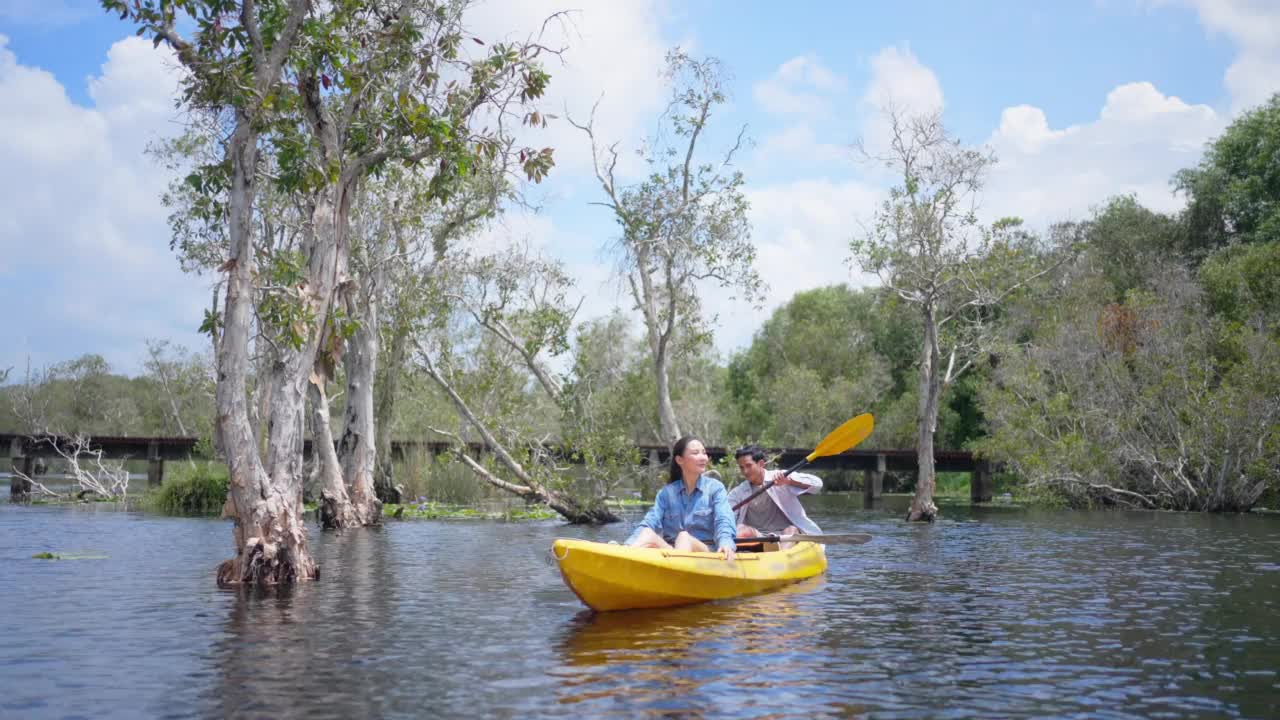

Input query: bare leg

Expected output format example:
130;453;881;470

673;531;710;553
736;524;764;552
779;525;801;550
628;527;673;549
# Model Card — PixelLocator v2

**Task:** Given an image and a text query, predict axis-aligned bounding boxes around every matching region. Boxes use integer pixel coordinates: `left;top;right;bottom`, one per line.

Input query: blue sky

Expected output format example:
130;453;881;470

1;0;1277;379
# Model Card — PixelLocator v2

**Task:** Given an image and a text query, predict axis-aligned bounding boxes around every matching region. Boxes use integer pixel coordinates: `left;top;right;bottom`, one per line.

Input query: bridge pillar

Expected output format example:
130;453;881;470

9;437;32;500
971;459;992;503
863;453;885;503
147;440;164;487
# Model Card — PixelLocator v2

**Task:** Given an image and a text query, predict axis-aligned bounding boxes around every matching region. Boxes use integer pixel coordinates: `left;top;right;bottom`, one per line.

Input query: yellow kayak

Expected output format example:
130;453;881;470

552;538;828;612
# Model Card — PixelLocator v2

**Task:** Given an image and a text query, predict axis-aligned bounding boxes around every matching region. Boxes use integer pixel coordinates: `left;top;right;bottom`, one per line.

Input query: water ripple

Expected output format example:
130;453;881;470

0;500;1277;718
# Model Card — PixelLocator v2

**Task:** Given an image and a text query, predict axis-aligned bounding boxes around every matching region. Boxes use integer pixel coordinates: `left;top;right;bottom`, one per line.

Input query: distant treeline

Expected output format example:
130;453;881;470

5;96;1279;512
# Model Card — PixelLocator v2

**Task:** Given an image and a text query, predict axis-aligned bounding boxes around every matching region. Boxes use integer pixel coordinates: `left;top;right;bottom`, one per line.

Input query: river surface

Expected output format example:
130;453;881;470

1;495;1277;719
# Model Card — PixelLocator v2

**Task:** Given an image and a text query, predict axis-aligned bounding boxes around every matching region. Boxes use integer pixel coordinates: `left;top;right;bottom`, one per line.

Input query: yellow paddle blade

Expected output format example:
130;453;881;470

806;413;874;462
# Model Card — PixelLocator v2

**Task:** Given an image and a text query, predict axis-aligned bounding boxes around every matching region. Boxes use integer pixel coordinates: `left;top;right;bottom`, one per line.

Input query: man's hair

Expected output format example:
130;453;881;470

734;444;766;463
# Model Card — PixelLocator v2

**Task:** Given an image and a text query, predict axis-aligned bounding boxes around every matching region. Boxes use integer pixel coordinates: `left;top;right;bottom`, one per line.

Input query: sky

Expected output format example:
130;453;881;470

1;0;1278;378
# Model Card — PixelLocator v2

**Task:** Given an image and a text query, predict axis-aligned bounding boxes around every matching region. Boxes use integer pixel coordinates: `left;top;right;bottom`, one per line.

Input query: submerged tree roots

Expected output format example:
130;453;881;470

216;537;318;587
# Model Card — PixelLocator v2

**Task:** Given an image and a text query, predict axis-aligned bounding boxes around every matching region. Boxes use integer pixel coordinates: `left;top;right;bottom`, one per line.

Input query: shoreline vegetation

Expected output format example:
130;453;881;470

12;460;1273;517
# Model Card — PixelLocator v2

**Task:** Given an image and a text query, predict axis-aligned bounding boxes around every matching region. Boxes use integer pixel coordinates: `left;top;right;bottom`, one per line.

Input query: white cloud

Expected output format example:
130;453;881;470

1185;0;1280;111
703;179;881;354
753;54;844;116
863;46;944;117
464;0;672;180
859;46;946;162
748;123;853;177
984;82;1225;226
0;34;205;374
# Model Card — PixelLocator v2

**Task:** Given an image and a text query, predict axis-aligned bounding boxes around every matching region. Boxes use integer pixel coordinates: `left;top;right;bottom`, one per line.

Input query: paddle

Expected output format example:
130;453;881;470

731;412;875;512
733;532;872;546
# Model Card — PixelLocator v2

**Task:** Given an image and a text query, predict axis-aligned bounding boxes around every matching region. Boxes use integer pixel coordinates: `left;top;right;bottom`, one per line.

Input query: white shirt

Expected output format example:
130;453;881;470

726;469;823;535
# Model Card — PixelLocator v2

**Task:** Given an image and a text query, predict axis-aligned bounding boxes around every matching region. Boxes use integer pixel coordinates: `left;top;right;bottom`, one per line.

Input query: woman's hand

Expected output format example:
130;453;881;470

720;545;736;563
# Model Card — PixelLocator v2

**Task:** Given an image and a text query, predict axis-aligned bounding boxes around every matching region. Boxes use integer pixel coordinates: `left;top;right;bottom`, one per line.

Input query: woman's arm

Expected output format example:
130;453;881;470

625;486;668;544
710;482;737;552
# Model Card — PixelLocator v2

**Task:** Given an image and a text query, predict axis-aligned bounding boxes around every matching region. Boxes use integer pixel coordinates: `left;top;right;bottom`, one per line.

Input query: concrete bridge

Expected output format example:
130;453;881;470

4;432;993;503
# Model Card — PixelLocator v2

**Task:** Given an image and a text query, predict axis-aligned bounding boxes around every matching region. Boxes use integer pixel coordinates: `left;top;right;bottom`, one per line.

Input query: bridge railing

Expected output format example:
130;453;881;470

4;432;994;503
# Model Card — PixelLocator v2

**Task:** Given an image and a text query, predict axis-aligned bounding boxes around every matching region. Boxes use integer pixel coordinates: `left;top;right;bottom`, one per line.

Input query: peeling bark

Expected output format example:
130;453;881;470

309;367;357;529
908;307;941;522
216;111;318;587
372;323;406;504
337;282;383;526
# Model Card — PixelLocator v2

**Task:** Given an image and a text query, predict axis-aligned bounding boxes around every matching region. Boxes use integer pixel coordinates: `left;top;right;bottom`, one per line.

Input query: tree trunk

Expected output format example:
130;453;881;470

337;283;383;525
908;306;941;522
373;320;406;504
310;367;357;529
653;345;681;444
216;116;318;586
452;451;620;524
421;351;620;524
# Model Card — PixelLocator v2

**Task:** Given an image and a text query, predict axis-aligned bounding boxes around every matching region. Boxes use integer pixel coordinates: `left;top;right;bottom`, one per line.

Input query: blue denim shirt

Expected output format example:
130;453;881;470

626;475;737;551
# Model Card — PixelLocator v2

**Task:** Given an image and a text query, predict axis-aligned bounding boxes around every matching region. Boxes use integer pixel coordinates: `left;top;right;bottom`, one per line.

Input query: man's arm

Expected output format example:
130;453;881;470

770;469;822;493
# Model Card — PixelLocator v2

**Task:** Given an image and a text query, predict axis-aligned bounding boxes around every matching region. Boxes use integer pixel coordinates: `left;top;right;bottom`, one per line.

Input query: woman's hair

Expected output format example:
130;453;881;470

669;435;703;485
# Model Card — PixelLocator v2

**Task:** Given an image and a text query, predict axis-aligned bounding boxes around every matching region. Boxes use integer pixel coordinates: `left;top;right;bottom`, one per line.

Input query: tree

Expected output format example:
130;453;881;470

573;50;762;443
1082;195;1183;301
141;341;215;440
560;313;655;485
1175;93;1280;255
106;0;551;582
850;110;1060;521
1199;240;1280;327
364;160;510;505
262;1;554;530
106;0;318;585
413;243;620;524
978;264;1280;511
722;285;891;445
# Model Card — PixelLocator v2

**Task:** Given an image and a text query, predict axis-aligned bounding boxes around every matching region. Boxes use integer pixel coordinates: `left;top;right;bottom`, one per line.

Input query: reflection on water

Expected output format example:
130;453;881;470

0;498;1278;718
552;580;826;717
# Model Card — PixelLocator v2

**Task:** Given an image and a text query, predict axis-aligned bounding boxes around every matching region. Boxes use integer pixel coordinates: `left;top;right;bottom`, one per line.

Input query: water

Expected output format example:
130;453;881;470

1;496;1277;719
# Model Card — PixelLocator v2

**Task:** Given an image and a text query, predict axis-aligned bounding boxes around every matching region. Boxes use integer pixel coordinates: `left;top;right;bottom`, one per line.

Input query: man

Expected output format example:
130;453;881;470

728;444;822;549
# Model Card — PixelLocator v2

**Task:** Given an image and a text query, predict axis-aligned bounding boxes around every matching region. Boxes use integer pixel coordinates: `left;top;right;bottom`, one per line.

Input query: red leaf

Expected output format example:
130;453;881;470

321;74;332;89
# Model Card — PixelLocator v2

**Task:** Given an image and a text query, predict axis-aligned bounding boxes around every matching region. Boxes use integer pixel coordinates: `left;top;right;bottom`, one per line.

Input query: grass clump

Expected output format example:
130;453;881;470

32;551;108;560
149;461;228;515
385;500;557;521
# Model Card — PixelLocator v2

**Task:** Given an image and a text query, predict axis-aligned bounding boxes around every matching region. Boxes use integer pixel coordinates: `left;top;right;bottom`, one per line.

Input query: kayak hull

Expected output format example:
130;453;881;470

552;538;828;612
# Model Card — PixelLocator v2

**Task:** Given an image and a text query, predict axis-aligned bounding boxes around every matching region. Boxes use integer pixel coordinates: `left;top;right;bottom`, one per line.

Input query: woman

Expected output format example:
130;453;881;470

625;435;737;562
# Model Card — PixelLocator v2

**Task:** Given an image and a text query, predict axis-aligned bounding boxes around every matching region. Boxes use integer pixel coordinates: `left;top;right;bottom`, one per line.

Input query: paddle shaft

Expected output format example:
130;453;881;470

733;532;872;546
730;456;810;512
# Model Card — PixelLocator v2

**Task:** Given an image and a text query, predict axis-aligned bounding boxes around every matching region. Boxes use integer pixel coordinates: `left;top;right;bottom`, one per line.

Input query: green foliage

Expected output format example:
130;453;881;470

384;501;556;522
976;266;1280;511
32;551;109;560
1198;240;1280;325
1175;93;1280;253
0;354;181;435
149;462;228;515
1084;195;1183;300
723;285;899;446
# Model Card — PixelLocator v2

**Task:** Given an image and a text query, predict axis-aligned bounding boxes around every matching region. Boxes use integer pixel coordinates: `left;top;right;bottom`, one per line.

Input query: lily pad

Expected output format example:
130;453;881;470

32;551;109;560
